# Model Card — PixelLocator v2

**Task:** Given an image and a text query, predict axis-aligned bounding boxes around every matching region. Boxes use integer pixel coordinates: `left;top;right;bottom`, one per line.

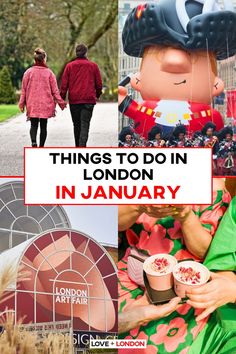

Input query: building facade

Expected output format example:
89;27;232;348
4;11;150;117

119;0;236;130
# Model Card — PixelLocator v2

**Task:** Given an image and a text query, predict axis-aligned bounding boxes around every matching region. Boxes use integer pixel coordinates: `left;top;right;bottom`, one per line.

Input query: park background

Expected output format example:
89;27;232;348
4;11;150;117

0;0;118;122
0;0;118;175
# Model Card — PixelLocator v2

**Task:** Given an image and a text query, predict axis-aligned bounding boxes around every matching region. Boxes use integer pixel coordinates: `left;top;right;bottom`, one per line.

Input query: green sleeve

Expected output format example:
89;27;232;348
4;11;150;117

204;197;236;272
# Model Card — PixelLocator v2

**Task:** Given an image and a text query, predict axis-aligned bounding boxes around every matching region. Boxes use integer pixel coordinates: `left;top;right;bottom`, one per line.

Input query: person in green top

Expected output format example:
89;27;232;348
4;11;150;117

187;196;236;354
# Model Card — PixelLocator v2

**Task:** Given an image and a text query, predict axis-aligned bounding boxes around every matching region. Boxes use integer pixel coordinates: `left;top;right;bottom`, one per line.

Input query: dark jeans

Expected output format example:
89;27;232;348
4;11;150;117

69;104;94;147
30;118;48;147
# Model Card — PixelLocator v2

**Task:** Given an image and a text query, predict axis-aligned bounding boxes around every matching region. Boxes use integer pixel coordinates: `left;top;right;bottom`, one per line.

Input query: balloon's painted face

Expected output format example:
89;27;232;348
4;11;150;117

130;45;224;104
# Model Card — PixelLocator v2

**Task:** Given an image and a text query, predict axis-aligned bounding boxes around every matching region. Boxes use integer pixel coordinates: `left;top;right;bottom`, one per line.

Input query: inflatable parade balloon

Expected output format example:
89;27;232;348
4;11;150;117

119;0;236;139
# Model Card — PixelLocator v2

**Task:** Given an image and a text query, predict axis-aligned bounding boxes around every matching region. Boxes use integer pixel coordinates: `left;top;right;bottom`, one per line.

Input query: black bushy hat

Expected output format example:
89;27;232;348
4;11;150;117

218;126;233;140
172;124;187;138
148;125;163;141
119;126;134;142
122;0;236;60
201;121;216;134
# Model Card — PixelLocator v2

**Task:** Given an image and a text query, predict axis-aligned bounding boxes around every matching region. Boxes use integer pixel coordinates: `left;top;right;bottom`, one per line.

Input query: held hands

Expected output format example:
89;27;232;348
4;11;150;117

127;292;180;324
138;205;192;221
173;206;192;222
140;296;181;325
119;293;181;333
186;272;236;321
18;104;24;113
118;86;128;105
60;102;67;110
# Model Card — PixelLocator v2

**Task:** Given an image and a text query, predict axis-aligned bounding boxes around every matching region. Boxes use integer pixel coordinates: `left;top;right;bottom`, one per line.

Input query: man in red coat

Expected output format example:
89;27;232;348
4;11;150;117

119;1;236;139
61;44;103;146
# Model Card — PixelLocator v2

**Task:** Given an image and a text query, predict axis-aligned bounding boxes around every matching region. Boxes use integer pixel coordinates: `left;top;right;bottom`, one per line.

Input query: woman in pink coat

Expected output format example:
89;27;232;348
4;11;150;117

19;48;66;147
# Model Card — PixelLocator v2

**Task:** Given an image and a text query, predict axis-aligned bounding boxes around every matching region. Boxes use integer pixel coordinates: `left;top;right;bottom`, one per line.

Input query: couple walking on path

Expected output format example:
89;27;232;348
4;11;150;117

19;44;103;147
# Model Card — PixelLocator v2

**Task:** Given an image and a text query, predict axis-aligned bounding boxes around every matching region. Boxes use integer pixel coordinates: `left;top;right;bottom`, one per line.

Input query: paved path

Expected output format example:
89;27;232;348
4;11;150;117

0;103;118;176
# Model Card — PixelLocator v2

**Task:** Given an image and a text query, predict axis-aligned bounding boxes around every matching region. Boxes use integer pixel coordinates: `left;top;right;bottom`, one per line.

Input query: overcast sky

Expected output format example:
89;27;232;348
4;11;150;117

0;178;117;246
64;205;117;246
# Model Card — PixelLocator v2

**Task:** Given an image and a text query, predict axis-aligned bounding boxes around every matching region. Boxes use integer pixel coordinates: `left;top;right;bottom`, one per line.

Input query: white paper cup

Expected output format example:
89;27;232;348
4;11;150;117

143;254;177;291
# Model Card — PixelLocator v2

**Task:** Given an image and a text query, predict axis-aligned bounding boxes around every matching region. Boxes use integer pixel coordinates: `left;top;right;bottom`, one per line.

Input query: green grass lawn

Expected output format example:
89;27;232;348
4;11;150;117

0;104;19;122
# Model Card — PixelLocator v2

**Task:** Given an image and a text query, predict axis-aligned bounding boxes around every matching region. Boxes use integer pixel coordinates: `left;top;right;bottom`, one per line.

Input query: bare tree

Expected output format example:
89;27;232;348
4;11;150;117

0;0;118;96
30;0;117;79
